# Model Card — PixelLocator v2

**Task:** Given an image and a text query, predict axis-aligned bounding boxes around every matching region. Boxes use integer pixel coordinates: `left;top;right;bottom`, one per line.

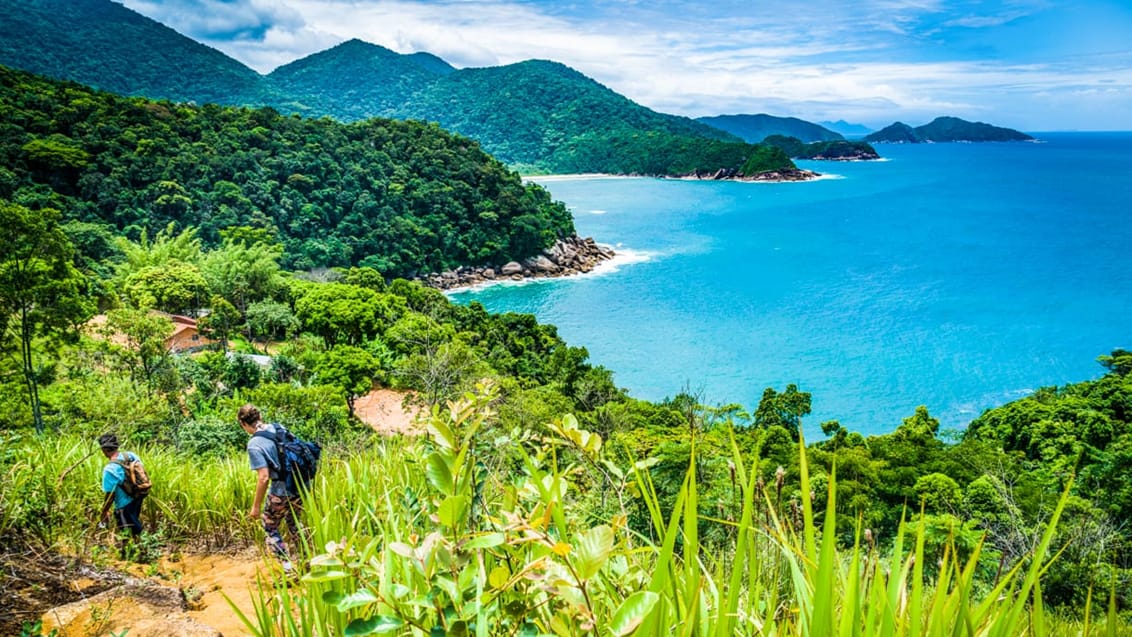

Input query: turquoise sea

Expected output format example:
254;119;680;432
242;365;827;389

449;133;1132;435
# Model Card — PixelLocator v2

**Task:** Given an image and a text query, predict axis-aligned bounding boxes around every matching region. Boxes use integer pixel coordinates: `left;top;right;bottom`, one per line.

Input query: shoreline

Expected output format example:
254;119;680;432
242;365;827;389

421;234;617;292
441;247;651;295
524;168;825;184
670;167;821;182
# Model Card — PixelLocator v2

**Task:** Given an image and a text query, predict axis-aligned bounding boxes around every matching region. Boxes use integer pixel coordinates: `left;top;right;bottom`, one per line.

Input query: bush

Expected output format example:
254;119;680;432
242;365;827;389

176;415;245;457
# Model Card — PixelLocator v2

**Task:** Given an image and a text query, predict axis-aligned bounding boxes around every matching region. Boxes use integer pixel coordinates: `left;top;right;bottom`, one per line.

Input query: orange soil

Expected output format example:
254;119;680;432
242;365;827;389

42;549;270;636
353;387;425;435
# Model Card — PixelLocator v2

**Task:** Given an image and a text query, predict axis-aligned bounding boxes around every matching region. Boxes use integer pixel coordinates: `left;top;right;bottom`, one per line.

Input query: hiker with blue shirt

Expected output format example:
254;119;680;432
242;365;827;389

238;403;303;573
97;433;145;553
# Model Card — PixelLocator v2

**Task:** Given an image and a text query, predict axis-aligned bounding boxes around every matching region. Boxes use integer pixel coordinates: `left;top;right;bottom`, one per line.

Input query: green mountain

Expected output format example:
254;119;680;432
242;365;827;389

866;116;1034;143
865;121;920;143
271;46;756;174
0;0;775;175
0;65;573;276
269;39;454;120
697;114;844;143
0;0;280;107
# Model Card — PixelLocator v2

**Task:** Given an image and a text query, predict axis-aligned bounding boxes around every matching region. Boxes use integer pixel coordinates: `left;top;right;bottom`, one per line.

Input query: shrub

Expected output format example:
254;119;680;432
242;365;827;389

176;415;245;457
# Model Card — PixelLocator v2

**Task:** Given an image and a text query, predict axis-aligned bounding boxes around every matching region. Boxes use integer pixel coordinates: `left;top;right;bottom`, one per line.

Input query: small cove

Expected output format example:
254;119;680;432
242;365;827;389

450;133;1132;434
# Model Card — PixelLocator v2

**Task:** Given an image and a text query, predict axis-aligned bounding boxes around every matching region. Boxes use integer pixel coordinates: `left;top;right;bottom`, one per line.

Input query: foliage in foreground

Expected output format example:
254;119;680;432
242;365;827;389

230;383;1123;636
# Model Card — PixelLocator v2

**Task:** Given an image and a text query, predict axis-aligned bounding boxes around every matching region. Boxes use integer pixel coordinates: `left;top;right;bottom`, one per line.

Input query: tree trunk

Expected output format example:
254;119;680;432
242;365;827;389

19;306;44;434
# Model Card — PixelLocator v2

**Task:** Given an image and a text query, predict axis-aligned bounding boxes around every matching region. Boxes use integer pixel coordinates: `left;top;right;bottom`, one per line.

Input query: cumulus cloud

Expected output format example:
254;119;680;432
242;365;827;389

118;0;1132;130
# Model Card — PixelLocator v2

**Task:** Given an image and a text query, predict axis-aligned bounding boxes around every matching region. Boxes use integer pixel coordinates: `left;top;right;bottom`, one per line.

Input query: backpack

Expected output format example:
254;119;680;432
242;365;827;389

112;453;152;499
253;425;321;497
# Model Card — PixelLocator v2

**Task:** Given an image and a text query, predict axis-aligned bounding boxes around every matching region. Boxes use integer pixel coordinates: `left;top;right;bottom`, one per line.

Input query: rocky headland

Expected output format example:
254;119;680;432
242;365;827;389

673;167;821;182
422;235;615;290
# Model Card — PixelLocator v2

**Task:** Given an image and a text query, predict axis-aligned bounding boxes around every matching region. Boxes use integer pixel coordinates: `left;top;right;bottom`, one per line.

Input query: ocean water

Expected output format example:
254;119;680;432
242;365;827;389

449;133;1132;435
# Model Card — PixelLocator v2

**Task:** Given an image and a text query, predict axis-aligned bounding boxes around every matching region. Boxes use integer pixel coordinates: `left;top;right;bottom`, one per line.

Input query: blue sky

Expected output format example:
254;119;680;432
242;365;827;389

120;0;1132;131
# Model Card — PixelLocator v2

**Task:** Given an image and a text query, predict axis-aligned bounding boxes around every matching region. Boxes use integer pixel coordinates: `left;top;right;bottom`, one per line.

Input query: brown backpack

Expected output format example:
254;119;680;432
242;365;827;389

113;454;152;499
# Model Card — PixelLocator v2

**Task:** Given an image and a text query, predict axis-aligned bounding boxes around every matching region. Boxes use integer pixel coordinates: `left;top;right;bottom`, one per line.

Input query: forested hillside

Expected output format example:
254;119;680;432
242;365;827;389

0;0;282;107
0;0;786;175
0;66;573;275
762;134;881;160
268;39;453;120
274;48;754;172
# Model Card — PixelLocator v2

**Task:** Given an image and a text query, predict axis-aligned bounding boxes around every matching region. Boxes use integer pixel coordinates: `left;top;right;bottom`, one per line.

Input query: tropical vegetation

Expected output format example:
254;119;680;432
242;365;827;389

0;65;574;275
1;183;1130;632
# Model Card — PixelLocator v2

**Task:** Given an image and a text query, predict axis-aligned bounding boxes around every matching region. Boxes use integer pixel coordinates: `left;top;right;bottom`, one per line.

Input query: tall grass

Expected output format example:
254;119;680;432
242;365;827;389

0;432;259;550
232;383;1125;636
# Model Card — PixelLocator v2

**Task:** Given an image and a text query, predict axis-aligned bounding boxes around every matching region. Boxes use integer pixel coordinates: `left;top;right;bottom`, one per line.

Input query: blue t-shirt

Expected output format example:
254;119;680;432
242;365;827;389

102;451;140;510
247;424;290;497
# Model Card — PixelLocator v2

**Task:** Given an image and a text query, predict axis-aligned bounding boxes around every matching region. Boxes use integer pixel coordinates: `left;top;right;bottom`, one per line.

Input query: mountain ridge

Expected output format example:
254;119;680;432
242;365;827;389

0;0;775;175
866;116;1034;142
697;113;844;143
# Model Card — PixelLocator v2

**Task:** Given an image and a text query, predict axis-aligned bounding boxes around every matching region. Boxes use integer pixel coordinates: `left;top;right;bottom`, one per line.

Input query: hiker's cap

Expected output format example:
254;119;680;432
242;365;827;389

98;433;119;451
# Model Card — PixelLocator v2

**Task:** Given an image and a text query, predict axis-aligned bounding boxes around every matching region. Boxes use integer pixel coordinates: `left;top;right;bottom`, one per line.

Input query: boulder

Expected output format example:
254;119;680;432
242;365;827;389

501;261;523;276
532;255;560;273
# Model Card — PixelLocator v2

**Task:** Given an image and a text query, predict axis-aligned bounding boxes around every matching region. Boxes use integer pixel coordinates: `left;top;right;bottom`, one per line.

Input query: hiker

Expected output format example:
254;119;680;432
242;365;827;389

238;403;303;572
97;433;145;554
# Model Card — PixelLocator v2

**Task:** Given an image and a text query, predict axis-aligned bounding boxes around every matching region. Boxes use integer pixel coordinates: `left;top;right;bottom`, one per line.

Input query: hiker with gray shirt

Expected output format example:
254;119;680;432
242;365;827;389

238;403;303;573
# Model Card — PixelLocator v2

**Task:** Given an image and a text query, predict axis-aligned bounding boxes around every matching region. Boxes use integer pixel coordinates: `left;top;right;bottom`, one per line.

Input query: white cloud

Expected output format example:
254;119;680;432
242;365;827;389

117;0;1132;130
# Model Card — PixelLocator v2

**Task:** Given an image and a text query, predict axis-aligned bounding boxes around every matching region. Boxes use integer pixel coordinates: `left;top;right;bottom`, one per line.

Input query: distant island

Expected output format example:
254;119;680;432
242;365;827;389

865;116;1034;142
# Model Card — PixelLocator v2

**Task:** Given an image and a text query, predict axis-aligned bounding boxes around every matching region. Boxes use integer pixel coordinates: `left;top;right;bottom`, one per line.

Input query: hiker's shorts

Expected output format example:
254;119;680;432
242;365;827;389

261;494;303;559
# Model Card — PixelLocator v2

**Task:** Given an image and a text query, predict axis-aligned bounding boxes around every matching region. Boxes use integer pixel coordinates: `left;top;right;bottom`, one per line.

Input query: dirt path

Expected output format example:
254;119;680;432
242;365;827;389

353;388;425;435
39;549;270;636
177;551;264;636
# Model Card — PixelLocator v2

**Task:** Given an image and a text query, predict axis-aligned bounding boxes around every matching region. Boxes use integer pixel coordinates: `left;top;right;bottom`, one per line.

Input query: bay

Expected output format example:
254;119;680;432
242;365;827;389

449;133;1132;435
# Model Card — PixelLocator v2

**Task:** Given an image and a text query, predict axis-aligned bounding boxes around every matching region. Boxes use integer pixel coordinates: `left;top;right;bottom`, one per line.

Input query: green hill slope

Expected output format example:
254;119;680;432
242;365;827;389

0;0;279;106
269;39;453;120
273;51;755;174
697;113;844;143
0;0;794;175
0;66;573;276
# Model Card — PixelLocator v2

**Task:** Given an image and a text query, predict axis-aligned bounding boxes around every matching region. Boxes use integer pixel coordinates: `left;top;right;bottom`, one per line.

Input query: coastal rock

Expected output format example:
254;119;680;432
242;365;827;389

422;235;615;290
674;167;819;182
532;255;560;273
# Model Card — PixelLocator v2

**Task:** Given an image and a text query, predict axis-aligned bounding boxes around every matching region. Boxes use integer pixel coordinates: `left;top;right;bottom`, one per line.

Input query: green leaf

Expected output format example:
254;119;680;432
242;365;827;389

463;532;505;550
572;525;614;581
301;569;351;583
428;416;457;450
488;565;510;589
426;452;454;494
309;554;345;568
437;494;468;527
390;583;411;599
343;616;404;636
335;589;379;612
610;591;659;636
